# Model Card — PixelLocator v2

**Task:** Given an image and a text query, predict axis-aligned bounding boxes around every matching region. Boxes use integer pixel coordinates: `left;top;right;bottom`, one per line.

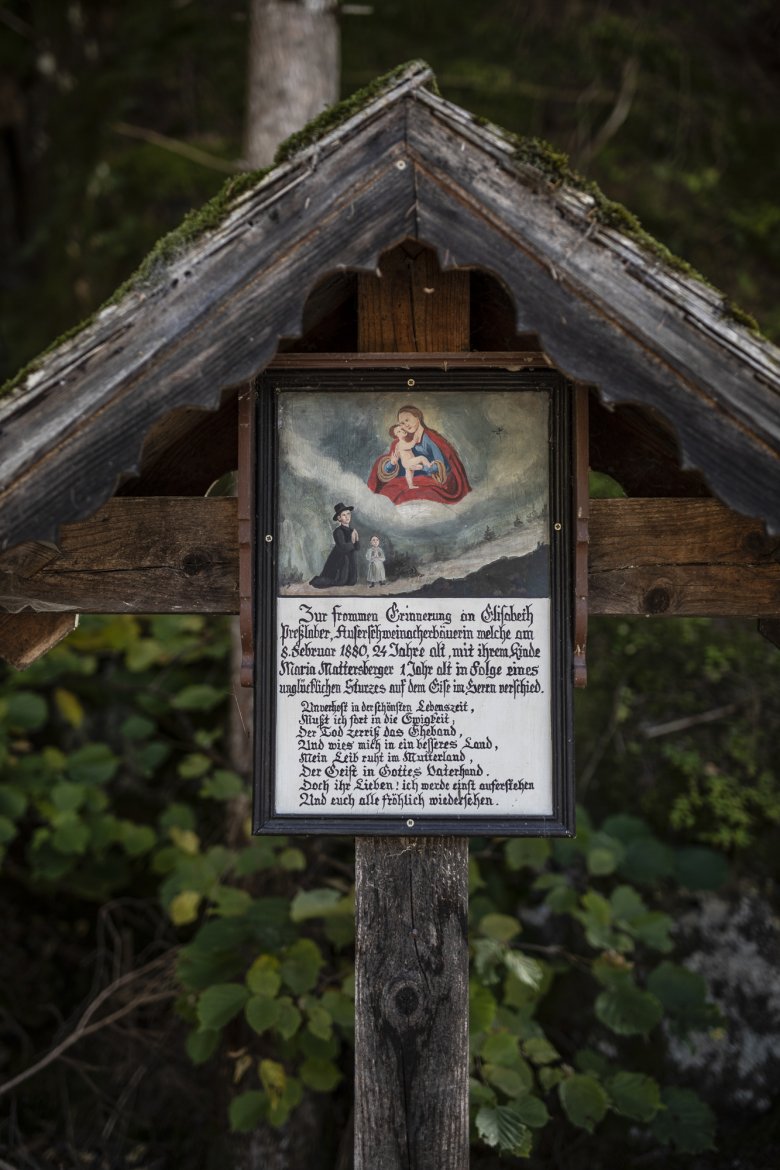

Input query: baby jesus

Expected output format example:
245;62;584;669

389;423;432;489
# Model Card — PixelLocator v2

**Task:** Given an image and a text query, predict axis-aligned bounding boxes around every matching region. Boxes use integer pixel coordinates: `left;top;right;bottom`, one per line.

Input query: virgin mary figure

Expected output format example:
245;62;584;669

367;405;471;506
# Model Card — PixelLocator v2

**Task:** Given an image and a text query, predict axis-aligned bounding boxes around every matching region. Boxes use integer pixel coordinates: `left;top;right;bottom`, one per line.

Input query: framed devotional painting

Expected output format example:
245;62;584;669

250;358;578;836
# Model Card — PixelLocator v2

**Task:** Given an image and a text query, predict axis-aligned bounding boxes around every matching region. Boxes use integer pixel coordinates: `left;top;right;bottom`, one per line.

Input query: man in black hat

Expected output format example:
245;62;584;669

309;503;361;589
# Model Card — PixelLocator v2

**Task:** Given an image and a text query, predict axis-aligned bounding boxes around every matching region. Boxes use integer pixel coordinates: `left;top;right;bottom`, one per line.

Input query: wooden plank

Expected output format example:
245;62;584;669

353;244;470;1169
2;497;779;619
405;100;780;534
354;836;469;1170
357;241;469;352
0;102;415;553
0;613;77;669
0;497;238;614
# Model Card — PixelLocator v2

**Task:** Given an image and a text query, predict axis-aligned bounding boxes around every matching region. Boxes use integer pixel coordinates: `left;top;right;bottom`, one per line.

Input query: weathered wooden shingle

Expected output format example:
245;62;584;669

1;60;779;551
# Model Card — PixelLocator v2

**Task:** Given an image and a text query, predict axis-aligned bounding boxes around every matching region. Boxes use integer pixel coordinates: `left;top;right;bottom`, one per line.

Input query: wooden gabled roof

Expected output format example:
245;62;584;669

1;60;779;553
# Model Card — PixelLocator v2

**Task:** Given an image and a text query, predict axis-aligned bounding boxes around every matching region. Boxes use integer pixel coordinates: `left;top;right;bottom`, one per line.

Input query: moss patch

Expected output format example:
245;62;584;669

273;60;433;164
1;62;435;401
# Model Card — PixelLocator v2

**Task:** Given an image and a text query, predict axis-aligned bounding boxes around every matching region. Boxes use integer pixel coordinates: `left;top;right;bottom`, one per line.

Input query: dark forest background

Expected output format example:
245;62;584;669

1;2;779;1168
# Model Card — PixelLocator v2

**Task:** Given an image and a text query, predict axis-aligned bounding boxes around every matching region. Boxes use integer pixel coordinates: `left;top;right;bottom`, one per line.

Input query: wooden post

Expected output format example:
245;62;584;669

353;242;471;1169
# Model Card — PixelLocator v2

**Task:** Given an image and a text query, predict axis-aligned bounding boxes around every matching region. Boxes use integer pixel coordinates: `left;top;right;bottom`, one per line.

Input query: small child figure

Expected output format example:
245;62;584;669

366;534;386;587
389;424;432;489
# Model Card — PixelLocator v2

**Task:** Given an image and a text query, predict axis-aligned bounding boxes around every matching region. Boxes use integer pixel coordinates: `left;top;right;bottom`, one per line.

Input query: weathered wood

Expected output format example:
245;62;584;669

0;612;77;669
0;80;419;552
0;498;238;615
2;498;779;622
354;836;469;1170
357;241;470;352
404;95;780;532
3;62;779;562
353;243;470;1168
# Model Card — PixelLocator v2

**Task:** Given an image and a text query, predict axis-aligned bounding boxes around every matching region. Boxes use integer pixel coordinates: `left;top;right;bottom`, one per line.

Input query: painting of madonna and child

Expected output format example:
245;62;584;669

276;386;551;601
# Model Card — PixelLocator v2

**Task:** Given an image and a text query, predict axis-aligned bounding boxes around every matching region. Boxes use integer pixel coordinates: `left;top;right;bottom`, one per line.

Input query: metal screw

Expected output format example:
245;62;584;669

406;819;415;828
265;534;273;542
554;522;562;532
407;378;415;387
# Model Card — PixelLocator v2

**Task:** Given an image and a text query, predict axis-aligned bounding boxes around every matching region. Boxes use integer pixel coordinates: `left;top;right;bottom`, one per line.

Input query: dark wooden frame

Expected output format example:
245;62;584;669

252;357;576;836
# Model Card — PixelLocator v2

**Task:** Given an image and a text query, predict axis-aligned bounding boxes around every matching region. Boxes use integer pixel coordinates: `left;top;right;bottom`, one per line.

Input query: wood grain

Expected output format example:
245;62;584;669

3;62;779;563
354;836;469;1170
353;244;471;1168
2;497;779;620
357;242;469;352
0;613;77;668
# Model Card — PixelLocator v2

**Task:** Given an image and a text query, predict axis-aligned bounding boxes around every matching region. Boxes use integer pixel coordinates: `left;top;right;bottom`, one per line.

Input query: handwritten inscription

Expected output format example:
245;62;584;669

275;598;553;818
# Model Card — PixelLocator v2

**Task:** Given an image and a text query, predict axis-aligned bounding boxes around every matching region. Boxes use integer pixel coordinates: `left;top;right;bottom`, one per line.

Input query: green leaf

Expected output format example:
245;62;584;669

54;688;84;728
504;837;551;871
306;1003;333;1041
246;955;282;998
481;1032;519;1067
267;1076;303;1128
321;990;354;1032
200;769;245;800
186;1027;220;1065
49;781;87;813
51;814;90;855
647;961;720;1032
504;951;544;991
172;684;225;712
475;1103;533;1156
630;911;674;952
607;1071;662;1122
601;814;651;843
121;714;156;740
66;744;119;786
245;994;281;1034
595;979;663;1036
619;836;674;885
469;981;497;1034
274;997;302;1040
118;822;156;857
169;890;202;926
651;1087;716;1153
469;1077;497;1108
586;831;625;876
3;691;48;731
0;785;27;819
523;1036;559;1065
479;913;521;943
300;1057;342;1092
290;887;352;922
674;846;728;891
511;1094;550;1128
558;1074;610;1133
278;847;306;871
178;753;212;780
483;1064;531;1099
280;938;324;994
197;983;249;1029
211;886;252;918
229;1090;267;1133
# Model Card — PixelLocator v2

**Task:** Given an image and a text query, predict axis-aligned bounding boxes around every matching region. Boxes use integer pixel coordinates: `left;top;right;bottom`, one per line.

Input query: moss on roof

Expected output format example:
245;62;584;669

1;61;764;402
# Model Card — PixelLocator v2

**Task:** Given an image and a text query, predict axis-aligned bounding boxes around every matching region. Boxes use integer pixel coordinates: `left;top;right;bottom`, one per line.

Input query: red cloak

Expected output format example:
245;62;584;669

367;427;471;506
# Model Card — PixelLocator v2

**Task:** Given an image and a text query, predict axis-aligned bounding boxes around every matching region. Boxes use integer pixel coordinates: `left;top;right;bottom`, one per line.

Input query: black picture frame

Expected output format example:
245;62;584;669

253;359;575;836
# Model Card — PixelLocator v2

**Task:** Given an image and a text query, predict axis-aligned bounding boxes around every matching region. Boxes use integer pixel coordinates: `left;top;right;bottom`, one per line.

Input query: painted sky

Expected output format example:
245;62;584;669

277;389;549;585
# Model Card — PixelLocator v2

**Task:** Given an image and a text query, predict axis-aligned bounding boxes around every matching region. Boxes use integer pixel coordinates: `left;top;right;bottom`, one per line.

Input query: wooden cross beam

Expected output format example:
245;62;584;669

1;497;778;624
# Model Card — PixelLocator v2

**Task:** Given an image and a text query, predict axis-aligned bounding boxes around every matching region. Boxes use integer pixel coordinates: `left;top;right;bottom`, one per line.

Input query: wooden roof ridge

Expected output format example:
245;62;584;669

1;61;780;554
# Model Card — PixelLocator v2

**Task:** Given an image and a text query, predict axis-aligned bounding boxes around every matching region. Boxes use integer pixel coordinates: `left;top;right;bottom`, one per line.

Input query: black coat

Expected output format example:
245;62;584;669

309;524;360;589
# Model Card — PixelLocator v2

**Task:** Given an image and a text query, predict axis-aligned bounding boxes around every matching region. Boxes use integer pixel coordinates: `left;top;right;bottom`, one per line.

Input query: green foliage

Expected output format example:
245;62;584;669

0;615;746;1163
467;802;727;1159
